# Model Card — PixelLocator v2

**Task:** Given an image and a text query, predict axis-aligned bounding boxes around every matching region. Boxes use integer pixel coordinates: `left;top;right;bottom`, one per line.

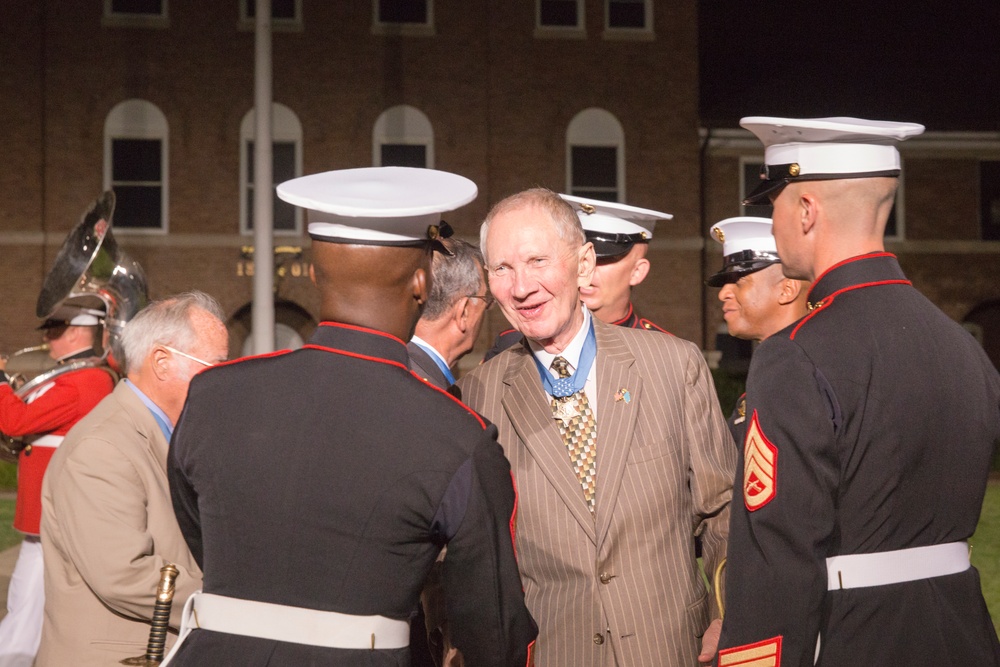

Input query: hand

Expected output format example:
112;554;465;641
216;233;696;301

698;618;722;664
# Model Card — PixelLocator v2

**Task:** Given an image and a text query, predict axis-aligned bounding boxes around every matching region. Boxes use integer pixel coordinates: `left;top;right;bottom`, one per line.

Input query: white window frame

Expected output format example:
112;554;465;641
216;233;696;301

372;0;435;36
566;108;625;201
102;0;169;28
240;103;304;236
603;0;654;40
535;0;586;39
373;105;434;168
237;0;303;32
103;99;169;234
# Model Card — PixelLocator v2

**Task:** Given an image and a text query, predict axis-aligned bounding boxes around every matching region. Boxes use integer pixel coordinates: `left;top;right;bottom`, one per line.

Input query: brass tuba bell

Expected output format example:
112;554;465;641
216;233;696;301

1;191;149;462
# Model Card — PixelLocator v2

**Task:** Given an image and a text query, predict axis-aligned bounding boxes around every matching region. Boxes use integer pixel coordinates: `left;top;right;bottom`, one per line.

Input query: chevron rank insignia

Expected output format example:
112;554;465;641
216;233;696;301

743;410;777;511
719;636;782;667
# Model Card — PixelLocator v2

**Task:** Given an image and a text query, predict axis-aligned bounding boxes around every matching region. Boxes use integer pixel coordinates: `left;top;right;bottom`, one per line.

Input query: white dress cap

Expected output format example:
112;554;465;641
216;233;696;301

706;216;781;287
276;167;477;245
38;305;105;329
559;194;672;259
560;194;672;238
739;116;925;204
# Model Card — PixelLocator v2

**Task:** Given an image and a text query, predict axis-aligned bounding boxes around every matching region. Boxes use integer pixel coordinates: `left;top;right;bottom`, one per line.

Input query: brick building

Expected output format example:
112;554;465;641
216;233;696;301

1;0;998;374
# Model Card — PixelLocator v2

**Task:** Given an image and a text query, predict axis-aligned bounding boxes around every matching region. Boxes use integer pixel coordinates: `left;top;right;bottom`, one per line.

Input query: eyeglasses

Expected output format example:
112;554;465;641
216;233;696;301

467;293;495;309
163;345;216;368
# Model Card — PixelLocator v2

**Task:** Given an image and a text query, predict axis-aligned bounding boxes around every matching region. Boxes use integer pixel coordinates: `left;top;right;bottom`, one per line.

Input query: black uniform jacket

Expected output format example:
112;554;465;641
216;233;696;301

718;253;1000;666
482;302;668;362
168;322;536;666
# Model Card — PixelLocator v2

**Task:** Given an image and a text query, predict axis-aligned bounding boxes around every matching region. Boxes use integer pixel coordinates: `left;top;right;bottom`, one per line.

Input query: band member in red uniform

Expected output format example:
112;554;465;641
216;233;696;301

0;305;115;667
483;195;671;362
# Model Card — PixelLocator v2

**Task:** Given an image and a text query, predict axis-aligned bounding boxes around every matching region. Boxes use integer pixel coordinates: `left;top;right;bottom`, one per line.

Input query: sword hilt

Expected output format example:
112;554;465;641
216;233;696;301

121;564;180;666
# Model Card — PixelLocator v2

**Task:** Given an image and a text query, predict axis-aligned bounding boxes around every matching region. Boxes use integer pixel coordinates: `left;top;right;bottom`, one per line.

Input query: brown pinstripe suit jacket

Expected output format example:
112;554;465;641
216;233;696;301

458;318;735;667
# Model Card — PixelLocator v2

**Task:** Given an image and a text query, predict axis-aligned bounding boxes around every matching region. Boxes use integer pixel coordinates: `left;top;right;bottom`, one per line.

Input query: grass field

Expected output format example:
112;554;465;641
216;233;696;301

1;484;998;633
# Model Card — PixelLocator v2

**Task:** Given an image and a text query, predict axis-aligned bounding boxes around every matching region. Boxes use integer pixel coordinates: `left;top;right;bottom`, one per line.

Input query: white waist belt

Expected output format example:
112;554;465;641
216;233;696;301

826;541;970;590
27;434;63;448
176;592;409;650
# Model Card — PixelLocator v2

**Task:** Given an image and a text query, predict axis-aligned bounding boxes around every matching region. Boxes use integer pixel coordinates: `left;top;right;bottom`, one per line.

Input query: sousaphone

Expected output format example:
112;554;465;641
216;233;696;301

1;191;149;462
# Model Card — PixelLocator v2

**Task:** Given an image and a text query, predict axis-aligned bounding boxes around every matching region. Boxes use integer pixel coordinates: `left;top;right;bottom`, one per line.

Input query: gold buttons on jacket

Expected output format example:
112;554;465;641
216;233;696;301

593;633;605;645
599;572;614;584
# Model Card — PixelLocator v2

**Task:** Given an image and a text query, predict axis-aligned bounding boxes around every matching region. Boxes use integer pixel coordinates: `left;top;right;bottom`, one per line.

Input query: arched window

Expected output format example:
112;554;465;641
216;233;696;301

566;108;625;201
240;103;303;235
104;99;168;232
373;105;434;168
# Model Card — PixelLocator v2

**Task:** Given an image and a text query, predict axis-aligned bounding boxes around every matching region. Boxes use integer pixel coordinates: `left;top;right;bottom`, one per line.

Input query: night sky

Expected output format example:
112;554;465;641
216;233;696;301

699;1;1000;131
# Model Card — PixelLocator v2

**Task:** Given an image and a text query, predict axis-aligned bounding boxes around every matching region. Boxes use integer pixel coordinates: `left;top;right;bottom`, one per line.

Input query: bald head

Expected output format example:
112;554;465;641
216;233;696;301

310;242;432;341
770;176;899;282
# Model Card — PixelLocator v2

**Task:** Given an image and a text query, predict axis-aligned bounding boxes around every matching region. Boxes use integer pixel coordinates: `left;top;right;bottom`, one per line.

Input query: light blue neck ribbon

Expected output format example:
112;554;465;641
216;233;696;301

412;339;456;385
533;320;596;398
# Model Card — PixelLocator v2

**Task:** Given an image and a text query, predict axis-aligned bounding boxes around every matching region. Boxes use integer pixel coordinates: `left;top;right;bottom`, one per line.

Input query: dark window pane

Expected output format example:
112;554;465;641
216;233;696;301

247;141;297;182
247;141;299;231
982;161;1000;241
609;0;645;28
113;185;161;228
112;139;161;182
381;144;427;168
572;189;618;202
111;0;163;15
540;0;578;26
572;146;617;188
246;190;297;231
246;0;297;19
884;204;898;238
741;162;774;218
379;0;427;24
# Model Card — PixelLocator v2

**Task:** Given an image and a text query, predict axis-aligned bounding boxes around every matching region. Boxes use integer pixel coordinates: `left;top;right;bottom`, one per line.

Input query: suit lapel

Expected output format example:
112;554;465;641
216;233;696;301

592;321;641;550
501;349;597;543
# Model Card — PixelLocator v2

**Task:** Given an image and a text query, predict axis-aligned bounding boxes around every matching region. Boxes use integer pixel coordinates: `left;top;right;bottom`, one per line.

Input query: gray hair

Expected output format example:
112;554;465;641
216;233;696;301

421;238;485;321
479;187;585;265
119;291;225;374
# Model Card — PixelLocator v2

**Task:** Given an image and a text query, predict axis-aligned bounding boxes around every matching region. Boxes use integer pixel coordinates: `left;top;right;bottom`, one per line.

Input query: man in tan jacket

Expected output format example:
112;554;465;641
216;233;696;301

36;291;228;666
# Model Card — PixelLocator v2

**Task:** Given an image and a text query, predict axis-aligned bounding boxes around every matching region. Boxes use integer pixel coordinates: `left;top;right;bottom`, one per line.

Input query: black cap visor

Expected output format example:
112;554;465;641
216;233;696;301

586;231;648;259
706;253;781;287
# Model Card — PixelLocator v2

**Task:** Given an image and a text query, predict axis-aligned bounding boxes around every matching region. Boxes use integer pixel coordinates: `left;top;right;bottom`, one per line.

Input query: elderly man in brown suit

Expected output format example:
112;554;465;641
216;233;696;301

458;188;736;666
36;291;229;666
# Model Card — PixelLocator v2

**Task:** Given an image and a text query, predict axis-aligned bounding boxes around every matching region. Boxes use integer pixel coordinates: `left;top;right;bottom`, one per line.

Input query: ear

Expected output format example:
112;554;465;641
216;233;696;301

629;257;651;287
800;192;819;235
412;267;429;306
777;278;803;306
308;263;317;287
150;345;173;382
577;241;596;288
453;297;471;333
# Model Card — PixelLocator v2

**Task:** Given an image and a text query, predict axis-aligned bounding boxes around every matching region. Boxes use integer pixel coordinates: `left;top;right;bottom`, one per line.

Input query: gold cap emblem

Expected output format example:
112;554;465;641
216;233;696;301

427;225;440;240
712;227;725;243
789;163;801;177
579;203;596;215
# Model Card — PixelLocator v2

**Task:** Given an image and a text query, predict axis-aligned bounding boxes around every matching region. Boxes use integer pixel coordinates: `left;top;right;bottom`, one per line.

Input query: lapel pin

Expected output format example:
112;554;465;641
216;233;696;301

615;388;631;404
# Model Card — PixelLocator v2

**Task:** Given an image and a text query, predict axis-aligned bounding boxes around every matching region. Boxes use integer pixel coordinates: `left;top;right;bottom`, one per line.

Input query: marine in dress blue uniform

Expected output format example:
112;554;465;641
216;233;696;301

717;117;1000;667
706;217;808;446
167;168;536;667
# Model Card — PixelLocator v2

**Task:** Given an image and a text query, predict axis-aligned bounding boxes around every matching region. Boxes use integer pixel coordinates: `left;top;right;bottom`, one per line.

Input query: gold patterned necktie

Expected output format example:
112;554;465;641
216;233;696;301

550;356;598;514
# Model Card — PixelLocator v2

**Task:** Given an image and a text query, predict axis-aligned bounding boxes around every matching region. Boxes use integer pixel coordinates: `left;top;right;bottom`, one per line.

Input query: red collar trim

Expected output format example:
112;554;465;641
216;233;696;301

809;252;896;301
317;321;407;346
611;302;635;327
791;279;911;340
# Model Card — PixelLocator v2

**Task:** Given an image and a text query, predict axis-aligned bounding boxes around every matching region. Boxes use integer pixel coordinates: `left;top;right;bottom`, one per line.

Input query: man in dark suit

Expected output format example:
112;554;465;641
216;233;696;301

408;238;491;393
459;188;734;666
717;117;1000;667
166;167;536;666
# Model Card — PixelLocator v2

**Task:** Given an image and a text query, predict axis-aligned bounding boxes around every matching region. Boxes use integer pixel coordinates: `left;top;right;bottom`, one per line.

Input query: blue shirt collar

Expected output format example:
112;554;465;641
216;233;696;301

124;379;173;441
